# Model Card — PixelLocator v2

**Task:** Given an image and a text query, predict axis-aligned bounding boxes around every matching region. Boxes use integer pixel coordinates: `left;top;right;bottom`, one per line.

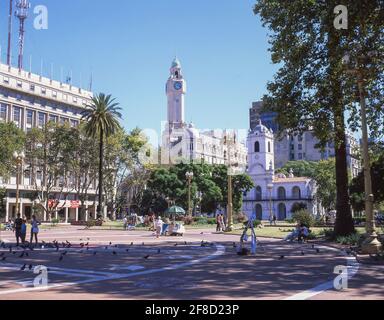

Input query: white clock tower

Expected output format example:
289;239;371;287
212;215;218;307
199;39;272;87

166;58;187;129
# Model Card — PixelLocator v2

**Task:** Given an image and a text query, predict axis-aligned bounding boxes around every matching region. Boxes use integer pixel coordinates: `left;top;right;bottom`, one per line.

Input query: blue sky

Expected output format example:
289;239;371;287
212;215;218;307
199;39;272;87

0;0;278;140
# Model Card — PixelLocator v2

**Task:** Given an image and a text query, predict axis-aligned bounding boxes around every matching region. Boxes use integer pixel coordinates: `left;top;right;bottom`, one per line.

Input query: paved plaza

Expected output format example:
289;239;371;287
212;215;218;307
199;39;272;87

0;227;383;300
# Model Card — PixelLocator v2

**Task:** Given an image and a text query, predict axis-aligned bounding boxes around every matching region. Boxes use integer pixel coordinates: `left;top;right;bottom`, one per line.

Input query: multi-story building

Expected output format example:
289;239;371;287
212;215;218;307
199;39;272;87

250;101;361;177
0;62;103;223
162;58;248;166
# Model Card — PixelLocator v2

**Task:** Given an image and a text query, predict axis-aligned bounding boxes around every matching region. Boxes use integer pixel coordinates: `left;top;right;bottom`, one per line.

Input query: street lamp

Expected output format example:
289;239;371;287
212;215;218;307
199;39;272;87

343;51;382;254
13;151;25;218
267;183;274;223
185;171;194;216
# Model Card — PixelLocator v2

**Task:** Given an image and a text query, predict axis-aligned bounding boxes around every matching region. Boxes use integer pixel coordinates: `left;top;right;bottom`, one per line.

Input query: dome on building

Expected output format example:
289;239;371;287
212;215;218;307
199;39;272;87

253;120;273;134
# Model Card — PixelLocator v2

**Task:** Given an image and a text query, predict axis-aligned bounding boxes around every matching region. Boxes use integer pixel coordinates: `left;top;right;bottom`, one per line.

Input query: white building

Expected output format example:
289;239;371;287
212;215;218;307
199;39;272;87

243;121;318;221
162;58;247;166
0;62;104;223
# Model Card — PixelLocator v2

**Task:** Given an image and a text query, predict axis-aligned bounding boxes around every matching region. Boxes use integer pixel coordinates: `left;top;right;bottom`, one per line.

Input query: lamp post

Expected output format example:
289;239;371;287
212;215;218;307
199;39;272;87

185;172;194;217
13;151;25;218
267;183;274;223
343;51;382;254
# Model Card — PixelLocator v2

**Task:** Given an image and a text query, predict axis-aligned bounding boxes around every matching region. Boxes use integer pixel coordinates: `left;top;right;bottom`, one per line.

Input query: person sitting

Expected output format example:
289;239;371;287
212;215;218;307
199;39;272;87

284;224;301;242
298;224;310;243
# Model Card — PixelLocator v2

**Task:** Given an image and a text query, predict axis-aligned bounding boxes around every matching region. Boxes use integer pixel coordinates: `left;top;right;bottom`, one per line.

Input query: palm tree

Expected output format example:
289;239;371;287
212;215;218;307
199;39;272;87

82;93;122;219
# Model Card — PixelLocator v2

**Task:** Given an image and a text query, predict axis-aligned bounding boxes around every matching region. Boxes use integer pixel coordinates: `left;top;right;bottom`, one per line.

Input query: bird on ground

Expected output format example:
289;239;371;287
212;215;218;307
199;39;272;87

142;242;145;246
157;249;161;254
59;256;64;262
9;247;12;253
316;249;320;254
233;242;237;248
25;252;29;257
113;251;117;255
56;247;59;252
143;255;150;260
29;265;33;270
19;252;25;258
109;242;112;246
301;251;305;256
126;249;129;252
184;241;188;245
93;252;97;256
0;253;4;257
62;251;68;256
1;257;6;261
20;264;26;271
279;255;285;260
174;243;178;247
130;242;133;246
312;244;315;249
200;232;204;235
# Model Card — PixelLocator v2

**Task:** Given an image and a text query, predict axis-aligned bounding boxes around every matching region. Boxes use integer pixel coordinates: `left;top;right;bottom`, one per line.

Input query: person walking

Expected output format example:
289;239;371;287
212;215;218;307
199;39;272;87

155;216;164;239
216;214;221;232
220;214;226;232
273;215;277;226
123;216;128;230
30;215;40;246
14;214;23;247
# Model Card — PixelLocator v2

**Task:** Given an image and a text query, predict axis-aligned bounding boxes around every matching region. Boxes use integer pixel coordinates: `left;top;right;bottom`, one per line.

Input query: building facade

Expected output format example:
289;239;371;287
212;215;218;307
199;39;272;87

162;58;248;166
0;62;103;223
243;121;318;220
250;101;361;177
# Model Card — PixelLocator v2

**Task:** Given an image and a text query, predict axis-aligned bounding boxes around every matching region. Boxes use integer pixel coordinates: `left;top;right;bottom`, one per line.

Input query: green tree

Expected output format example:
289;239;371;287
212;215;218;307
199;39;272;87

0;188;6;220
253;1;383;236
82;93;122;218
350;152;384;212
0;122;25;178
277;161;318;178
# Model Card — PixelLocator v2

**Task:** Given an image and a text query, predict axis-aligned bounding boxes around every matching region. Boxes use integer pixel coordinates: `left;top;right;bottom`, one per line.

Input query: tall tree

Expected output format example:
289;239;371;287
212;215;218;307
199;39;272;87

0;123;25;178
82;94;122;218
254;0;384;236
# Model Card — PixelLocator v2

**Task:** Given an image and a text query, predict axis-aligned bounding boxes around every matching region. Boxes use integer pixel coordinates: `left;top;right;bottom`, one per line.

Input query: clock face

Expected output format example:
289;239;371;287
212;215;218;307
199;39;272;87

174;82;182;90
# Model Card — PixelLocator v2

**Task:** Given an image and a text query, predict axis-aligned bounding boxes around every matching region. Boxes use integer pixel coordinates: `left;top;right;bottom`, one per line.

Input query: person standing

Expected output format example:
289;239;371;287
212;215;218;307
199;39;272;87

20;220;27;245
123;216;128;230
14;214;23;247
220;214;226;232
30;215;40;246
216;214;221;232
273;215;277;226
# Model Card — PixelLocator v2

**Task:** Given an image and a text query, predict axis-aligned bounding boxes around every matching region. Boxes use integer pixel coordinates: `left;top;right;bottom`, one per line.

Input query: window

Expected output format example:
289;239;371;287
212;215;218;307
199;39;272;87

41;88;46;95
70;119;78;128
38;112;46;127
63;94;68;101
30;84;35;91
298;144;303;150
278;187;286;200
268;142;271;153
3;77;9;84
52;91;57;98
26;110;34;126
255;186;262;201
49;115;58;123
292;187;301;199
17;81;22;88
0;104;7;121
13;107;21;125
298;153;303;160
73;97;78;103
254;141;260;153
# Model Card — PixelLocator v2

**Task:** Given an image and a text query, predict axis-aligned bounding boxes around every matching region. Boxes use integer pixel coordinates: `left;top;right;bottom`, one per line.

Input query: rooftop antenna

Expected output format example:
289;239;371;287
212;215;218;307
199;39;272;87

7;0;13;66
15;0;31;71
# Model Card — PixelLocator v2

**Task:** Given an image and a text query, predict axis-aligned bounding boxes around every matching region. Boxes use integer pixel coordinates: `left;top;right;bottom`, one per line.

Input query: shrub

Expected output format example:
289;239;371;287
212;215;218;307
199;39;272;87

292;210;315;228
244;220;262;228
336;233;363;246
207;218;216;225
194;217;208;225
51;218;60;227
285;218;295;224
318;229;336;240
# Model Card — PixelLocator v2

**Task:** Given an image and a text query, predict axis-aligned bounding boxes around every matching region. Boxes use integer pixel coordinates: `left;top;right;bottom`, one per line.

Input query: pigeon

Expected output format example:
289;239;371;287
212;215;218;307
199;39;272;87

21;264;27;271
301;251;305;256
109;242;112;246
130;242;133;246
0;253;4;257
143;255;150;260
316;249;320;254
25;252;29;257
112;251;117;255
142;242;145;246
184;241;188;245
157;249;161;254
105;246;108;250
19;252;25;258
200;232;204;235
174;243;178;247
126;249;129;252
312;244;315;249
56;247;59;252
93;251;97;256
233;242;237;248
29;265;33;270
1;257;6;261
62;251;68;256
279;255;285;260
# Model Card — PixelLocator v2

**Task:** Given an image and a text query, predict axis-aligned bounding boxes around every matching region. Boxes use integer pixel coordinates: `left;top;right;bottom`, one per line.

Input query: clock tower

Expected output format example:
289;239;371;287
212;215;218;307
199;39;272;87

166;58;187;129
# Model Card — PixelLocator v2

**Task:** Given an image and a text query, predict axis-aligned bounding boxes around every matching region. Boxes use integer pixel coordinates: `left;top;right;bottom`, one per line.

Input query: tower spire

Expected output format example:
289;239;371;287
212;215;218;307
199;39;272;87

15;0;30;71
7;0;13;66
